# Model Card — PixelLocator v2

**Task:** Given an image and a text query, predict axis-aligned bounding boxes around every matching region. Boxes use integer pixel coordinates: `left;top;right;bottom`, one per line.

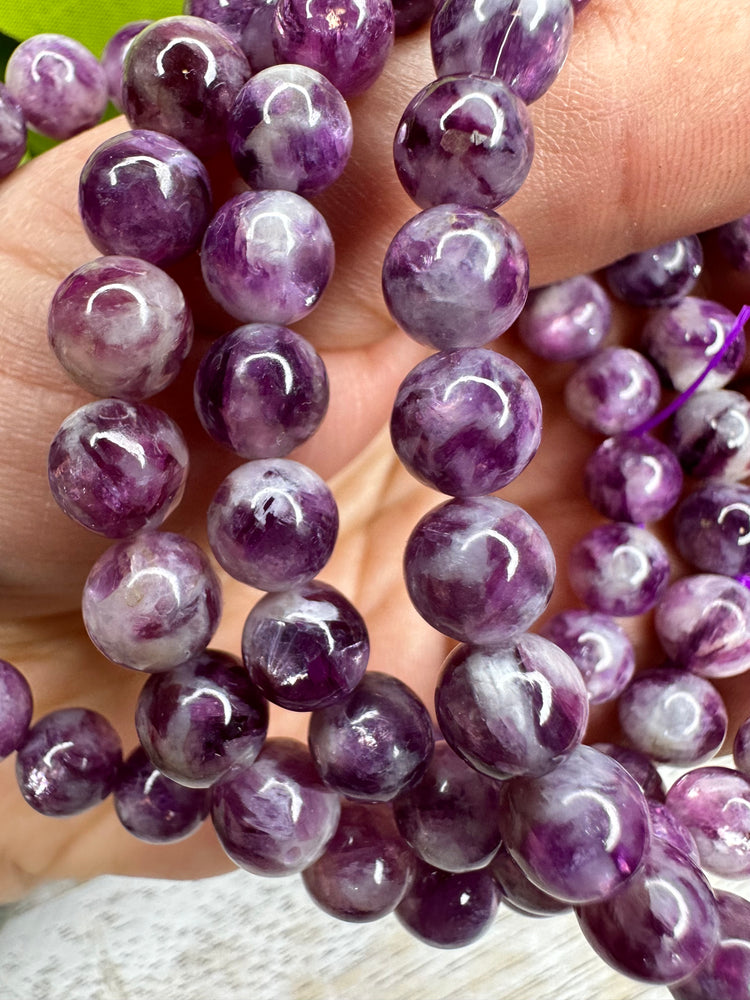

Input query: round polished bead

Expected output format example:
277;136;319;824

394;74;534;211
498;744;651;904
201;190;334;325
382;205;529;350
229;65;352;196
647;801;700;865
79;130;212;266
0;660;33;760
186;0;279;69
517;275;611;361
16;708;122;817
605;236;703;307
489;844;570;917
673;482;750;577
404;496;555;643
564;347;661;435
0;84;27;177
5;34;108;140
211;737;341;876
435;636;588;780
207;459;338;591
48;256;193;401
716;214;750;271
540;611;635;705
193;323;329;459
302;801;416;921
122;16;251;157
101;21;151;111
114;746;210;843
431;0;574;104
308;671;434;801
392;741;504;872
273;0;394;98
390;349;542;497
583;434;684;523
82;531;222;673
48;399;188;538
242;581;368;711
669;389;750;482
591;743;666;802
184;0;254;44
576;840;720;985
735;717;750;775
394;0;438;34
135;649;268;787
671;890;750;1000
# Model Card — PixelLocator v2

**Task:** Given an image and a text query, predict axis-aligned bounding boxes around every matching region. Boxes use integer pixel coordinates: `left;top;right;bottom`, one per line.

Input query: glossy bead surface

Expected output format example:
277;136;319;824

431;0;574;104
674;482;750;577
540;611;635;705
394;0;438;34
489;844;570;917
308;671;434;801
735;717;750;775
391;349;541;497
135;649;268;787
716;214;750;271
591;743;666;802
605;236;703;307
16;708;122;817
517;275;611;361
0;83;27;177
101;21;151;110
82;531;222;672
382;204;529;350
404;496;555;643
669;389;750;482
394;74;534;211
583;433;683;524
229;65;352;196
184;0;255;44
647;801;700;866
211;737;341;876
0;660;33;760
201;190;334;324
564;347;661;435
79;130;212;266
671;890;750;1000
435;636;588;780
242;581;368;711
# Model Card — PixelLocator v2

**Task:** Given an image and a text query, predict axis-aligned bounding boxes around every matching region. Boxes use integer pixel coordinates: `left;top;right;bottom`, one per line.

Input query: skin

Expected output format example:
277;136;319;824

1;0;750;901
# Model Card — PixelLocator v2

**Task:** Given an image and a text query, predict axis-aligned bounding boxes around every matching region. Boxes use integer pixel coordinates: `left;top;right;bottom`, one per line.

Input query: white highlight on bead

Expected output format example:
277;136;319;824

86;283;150;326
262;83;321;127
184;687;234;726
647;878;691;938
460;530;519;581
435;227;498;280
260;777;303;821
156;37;218;87
31;50;75;84
251;487;303;526
109;156;175;199
611;544;649;587
42;740;75;768
642;456;663;495
240;351;294;394
561;790;621;853
717;502;750;545
127;567;182;607
440;93;504;147
90;430;147;468
579;631;613;674
248;211;296;254
664;692;701;736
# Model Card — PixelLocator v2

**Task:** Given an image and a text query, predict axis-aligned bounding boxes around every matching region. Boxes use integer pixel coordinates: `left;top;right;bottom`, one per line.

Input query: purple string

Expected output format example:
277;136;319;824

629;303;750;437
735;575;750;592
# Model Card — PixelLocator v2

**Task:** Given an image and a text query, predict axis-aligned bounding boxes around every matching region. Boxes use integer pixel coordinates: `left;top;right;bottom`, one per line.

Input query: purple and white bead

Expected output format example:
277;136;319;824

735;717;750;775
716;214;750;271
669;389;750;481
673;482;750;578
591;743;666;802
0;83;27;177
0;660;33;760
605;236;703;308
540;610;635;704
564;347;661;436
647;800;700;866
101;20;151;111
489;845;571;917
517;275;611;362
583;433;683;524
671;890;750;1000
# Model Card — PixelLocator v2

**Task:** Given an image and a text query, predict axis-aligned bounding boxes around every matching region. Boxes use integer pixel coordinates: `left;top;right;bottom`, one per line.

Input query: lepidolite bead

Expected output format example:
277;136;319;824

517;275;611;361
382;205;529;350
489;845;570;917
431;0;574;104
716;214;750;271
671;890;750;1000
390;349;542;497
564;347;661;435
82;531;222;672
188;0;278;70
647;801;700;866
184;0;255;46
583;433;683;523
101;21;151;111
434;636;588;780
0;660;33;760
735;717;750;775
16;708;122;817
605;236;703;307
404;496;555;643
48;399;188;537
201;190;334;324
393;74;534;211
669;389;750;482
673;482;750;577
0;84;27;178
79;130;212;266
122;16;251;158
592;743;666;802
540;611;635;704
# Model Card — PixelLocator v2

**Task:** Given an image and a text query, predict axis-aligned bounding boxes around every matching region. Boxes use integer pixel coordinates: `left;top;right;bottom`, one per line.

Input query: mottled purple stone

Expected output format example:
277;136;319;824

0;660;33;760
394;0;438;35
48;399;188;538
540;611;635;705
592;743;666;802
201;190;334;325
185;0;279;69
207;459;338;591
242;581;368;711
435;636;588;780
302;801;416;921
431;0;574;104
498;744;651;904
114;746;210;843
211;737;341;876
393;74;534;211
404;496;555;643
122;16;251;158
183;0;254;44
390;349;541;497
641;297;745;392
671;890;750;1000
655;574;750;679
564;347;661;435
308;671;434;801
674;482;750;578
517;275;611;362
647;800;700;866
0;84;27;177
583;433;684;523
489;844;570;917
16;708;122;817
716;214;750;271
568;522;670;616
4;34;108;140
605;236;703;308
228;65;352;196
577;840;720;985
735;717;750;775
82;531;222;672
382;205;529;350
273;0;394;98
392;741;504;872
48;256;193;401
395;860;501;948
193;323;329;459
670;389;750;482
666;766;750;878
135;649;268;787
79;130;212;267
101;21;152;111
